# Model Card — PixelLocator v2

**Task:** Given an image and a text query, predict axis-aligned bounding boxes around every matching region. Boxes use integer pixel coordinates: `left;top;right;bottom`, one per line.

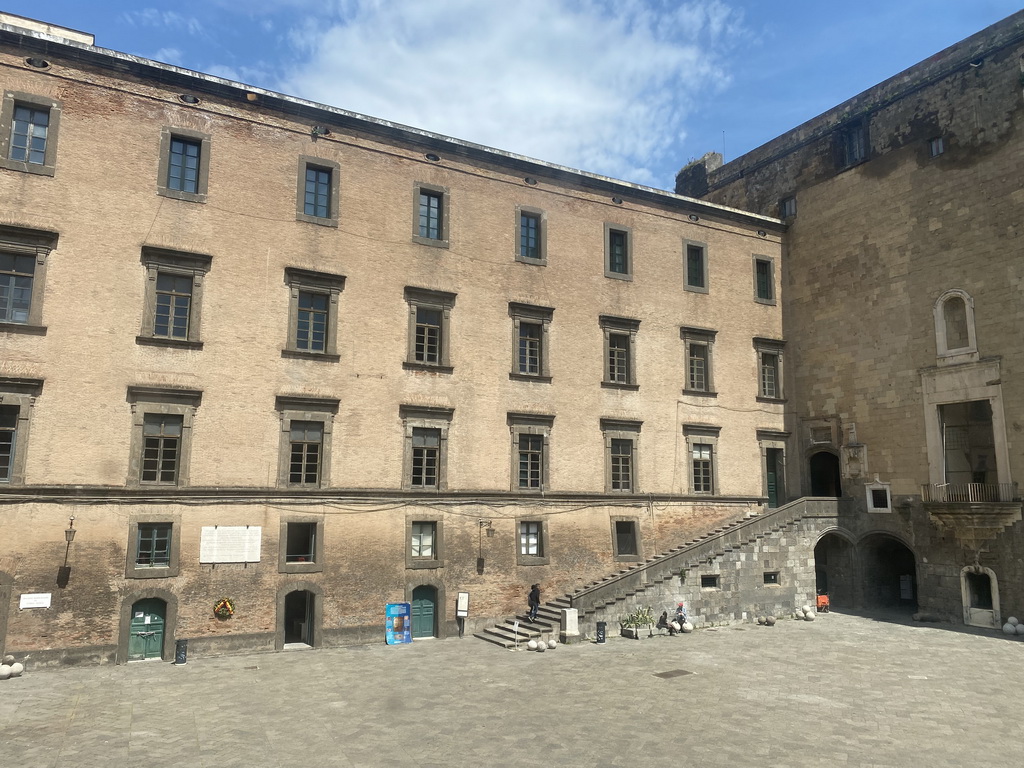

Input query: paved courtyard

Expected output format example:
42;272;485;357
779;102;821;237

1;611;1021;767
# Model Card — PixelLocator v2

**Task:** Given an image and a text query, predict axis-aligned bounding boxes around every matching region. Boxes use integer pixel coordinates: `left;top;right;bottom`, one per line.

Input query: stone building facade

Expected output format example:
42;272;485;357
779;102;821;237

679;11;1024;628
0;15;790;665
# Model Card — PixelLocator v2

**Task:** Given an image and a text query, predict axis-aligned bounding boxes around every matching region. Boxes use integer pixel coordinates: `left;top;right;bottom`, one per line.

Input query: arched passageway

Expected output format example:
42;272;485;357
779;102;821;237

809;451;842;497
859;534;917;611
814;533;855;609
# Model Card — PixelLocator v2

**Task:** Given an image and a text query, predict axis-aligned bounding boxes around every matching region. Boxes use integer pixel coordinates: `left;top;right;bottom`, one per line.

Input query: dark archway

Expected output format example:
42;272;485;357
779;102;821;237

809;451;842;497
283;590;315;646
814;532;855;608
859;534;917;611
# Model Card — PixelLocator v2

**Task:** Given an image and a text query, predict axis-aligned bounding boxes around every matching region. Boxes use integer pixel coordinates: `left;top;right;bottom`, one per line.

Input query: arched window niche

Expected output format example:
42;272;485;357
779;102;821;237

933;289;978;364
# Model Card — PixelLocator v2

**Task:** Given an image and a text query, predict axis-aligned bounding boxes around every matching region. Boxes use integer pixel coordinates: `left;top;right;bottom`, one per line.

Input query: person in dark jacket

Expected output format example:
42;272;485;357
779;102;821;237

528;584;541;621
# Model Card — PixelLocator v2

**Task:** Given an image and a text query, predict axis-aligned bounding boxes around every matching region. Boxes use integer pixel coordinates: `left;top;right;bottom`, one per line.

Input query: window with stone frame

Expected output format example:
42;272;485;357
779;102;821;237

753;255;775;304
516;206;547;265
604;224;632;280
836;119;868;169
0;225;57;333
516;518;550;565
684;240;708;293
681;326;717;395
275;396;338;489
684;424;720;495
157;127;211;203
405;517;444;569
296;156;340;226
283;268;345;360
509;302;553;381
611;517;641;560
600;315;640;389
412;182;450;247
138;248;212;349
404;287;456;371
508;413;553;492
0;91;61;176
278;516;325;574
601;419;641;493
400;405;453;491
932;289;978;364
0;377;42;486
126;513;182;579
127;387;201;488
754;337;786;401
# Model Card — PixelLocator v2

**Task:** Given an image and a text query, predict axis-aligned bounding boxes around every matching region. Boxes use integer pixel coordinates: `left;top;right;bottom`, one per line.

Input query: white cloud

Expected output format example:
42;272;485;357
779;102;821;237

151;47;183;66
277;0;743;188
122;9;206;38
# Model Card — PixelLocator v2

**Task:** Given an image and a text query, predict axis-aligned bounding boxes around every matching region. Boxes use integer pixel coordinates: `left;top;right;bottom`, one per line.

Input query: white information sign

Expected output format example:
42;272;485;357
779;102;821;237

200;526;262;563
19;593;52;609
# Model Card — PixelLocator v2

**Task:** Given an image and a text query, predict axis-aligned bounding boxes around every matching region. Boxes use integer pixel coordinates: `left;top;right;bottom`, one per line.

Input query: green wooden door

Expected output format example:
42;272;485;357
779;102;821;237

411;586;436;638
128;598;166;660
766;448;782;508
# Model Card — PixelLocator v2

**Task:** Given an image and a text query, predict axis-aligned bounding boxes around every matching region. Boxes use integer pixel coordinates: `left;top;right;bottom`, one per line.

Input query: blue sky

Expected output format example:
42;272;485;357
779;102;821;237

3;1;1020;190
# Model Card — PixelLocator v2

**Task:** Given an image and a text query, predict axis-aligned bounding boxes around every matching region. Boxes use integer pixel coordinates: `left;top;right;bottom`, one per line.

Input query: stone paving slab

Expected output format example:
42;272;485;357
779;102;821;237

1;612;1021;767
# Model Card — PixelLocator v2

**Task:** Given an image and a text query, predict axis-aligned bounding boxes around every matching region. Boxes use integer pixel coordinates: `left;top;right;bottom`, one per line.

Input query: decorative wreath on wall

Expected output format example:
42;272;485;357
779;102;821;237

213;597;235;619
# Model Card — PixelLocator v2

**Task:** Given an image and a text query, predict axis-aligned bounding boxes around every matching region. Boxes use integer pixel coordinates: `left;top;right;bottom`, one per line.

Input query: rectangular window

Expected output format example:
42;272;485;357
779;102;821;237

405;287;456;371
685;242;708;292
0;405;17;482
411;521;436;559
760;352;779;398
141;413;183;485
520;212;540;260
167;137;201;194
304;166;331;219
602;419;641;493
0;252;34;324
412;183;450;247
688;344;709;391
10;104;48;165
127;387;200;488
518;433;544;490
838;121;868;168
509;303;553;381
136;523;172;567
518;322;541;375
701;574;720;589
610;439;634;491
157;127;210;202
763;571;780;585
401;405;453;491
1;92;60;176
754;257;774;303
411;427;440;489
605;226;632;279
286;522;317;563
614;519;638;557
520;521;542;556
415;307;442;365
600;315;640;388
288;421;323;485
692;443;713;493
284;268;344;359
929;137;945;157
139;248;211;348
296;157;340;226
754;338;786;400
296;291;328;352
154;273;192;339
684;424;719;495
779;196;797;218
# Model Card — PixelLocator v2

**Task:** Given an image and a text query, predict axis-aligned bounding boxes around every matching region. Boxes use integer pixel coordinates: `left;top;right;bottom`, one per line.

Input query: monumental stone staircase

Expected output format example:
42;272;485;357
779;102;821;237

474;497;839;649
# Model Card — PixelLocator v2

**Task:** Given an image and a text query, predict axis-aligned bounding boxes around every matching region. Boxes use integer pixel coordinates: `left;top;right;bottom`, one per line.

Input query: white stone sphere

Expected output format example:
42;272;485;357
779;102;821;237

805;612;816;621
526;639;538;650
803;605;812;614
0;665;10;680
765;616;777;626
547;639;557;649
1016;624;1024;636
756;616;765;625
2;654;13;665
681;621;694;633
9;662;23;677
1003;623;1016;635
1008;617;1020;626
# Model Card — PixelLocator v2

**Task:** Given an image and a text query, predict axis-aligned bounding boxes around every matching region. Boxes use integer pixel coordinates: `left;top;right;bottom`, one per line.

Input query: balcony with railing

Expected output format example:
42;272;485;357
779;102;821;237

921;482;1020;503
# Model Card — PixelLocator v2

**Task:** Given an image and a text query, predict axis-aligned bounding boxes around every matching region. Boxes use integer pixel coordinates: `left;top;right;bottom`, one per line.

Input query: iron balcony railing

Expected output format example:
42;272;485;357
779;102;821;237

921;482;1020;503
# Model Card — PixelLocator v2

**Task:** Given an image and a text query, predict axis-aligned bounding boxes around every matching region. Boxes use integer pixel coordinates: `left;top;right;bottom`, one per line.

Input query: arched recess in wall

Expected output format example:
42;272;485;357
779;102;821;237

809;450;842;497
406;576;446;639
858;532;918;611
961;565;1001;629
933;289;978;363
276;580;324;650
813;529;856;608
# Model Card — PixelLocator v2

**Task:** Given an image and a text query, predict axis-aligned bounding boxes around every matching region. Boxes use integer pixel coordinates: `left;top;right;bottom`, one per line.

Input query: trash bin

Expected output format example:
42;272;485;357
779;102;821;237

174;638;188;665
596;621;607;644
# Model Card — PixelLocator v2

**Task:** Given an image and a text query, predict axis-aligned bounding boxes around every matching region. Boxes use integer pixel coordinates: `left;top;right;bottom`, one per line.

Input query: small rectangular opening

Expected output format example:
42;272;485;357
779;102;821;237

286;522;316;563
700;574;719;589
870;489;889;509
763;571;780;585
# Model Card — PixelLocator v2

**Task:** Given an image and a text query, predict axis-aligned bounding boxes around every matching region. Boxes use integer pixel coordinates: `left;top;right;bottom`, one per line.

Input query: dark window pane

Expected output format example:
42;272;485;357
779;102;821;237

168;138;201;193
10;105;49;164
304;166;331;218
296;290;329;351
520;213;540;259
418;192;442;239
686;245;705;288
608;230;628;274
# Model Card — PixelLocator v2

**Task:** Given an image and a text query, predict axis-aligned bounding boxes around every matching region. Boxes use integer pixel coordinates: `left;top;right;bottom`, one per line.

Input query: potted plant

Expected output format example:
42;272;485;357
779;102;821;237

620;607;655;639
